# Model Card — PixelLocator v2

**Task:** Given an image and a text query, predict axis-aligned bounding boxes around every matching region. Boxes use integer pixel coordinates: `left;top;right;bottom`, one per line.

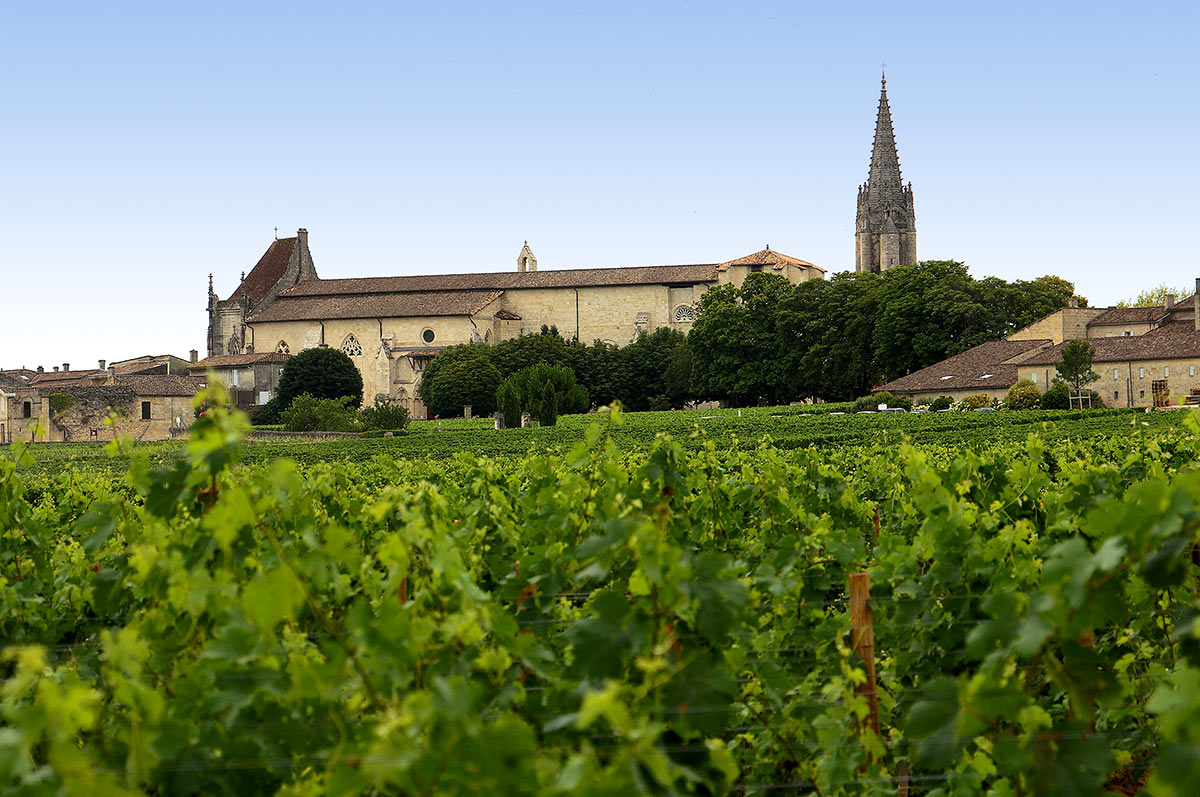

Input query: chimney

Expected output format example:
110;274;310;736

297;228;308;249
36;366;44;374
1166;294;1175;309
53;366;60;372
190;349;198;363
98;359;106;370
62;363;70;372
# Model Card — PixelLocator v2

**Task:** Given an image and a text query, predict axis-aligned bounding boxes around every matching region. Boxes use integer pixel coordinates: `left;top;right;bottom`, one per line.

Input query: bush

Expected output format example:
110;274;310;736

1006;379;1042;410
496;363;589;427
250;397;283;426
360;398;410;432
280;394;362;433
277;348;364;411
928;396;953;412
960;394;993;410
851;391;913;412
420;345;502;418
1041;382;1070;410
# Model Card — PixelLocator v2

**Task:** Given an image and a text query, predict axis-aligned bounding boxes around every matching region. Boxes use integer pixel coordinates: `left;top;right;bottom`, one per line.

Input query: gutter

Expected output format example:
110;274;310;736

573;288;580;342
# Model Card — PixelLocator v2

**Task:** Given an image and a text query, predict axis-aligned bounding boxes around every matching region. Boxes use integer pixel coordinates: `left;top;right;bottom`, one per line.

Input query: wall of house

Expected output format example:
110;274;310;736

1017;358;1200;408
718;264;822;290
36;390;194;442
1009;308;1104;344
1086;322;1158;339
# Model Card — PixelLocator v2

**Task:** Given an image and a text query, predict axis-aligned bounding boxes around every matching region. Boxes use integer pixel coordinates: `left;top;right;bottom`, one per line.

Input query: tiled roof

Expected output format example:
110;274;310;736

0;369;36;382
1022;322;1200;365
115;374;206;397
493;309;522;320
247;290;504;323
718;248;825;273
278;264;722;298
881;339;1053;394
190;352;290;369
1169;294;1196;309
0;373;31;392
1087;306;1168;326
228;237;296;302
30;369;109;386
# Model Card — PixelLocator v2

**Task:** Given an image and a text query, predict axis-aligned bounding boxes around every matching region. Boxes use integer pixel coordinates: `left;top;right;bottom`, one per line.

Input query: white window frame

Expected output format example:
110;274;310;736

1113;368;1119;380
1139;368;1145;379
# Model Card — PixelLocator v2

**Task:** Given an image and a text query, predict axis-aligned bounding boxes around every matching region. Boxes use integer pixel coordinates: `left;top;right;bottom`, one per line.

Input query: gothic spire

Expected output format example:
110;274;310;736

867;72;904;206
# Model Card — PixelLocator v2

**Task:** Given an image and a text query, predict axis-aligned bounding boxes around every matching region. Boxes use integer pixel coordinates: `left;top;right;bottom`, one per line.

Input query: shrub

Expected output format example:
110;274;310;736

852;391;913;412
962;394;993;410
928;396;953;412
277;348;364;411
360;398;410;432
420;345;502;418
1041;382;1070;410
280;394;362;433
250;397;283;426
496;363;589;427
1006;379;1042;410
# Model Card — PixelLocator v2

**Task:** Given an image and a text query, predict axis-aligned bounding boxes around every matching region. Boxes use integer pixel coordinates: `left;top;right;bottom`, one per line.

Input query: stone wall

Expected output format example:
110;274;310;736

1009;308;1105;344
36;387;194;442
1018;357;1200;408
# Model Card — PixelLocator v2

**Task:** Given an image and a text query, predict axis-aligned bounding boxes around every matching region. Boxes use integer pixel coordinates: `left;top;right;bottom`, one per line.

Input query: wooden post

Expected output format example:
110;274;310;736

849;573;881;750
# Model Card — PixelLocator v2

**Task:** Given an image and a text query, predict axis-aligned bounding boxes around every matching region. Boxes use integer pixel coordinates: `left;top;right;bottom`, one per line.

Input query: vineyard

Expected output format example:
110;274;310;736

4;391;1200;794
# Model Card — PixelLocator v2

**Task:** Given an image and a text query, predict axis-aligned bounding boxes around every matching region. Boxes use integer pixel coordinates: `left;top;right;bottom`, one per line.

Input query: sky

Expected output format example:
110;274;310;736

1;0;1196;369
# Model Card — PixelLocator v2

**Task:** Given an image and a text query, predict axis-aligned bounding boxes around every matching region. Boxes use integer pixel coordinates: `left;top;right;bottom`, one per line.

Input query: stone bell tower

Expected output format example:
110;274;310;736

856;73;917;273
517;241;537;273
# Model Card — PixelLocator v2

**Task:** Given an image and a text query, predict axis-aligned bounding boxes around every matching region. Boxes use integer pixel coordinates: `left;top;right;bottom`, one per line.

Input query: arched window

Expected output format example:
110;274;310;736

674;305;697;323
341;334;363;356
276;340;290;355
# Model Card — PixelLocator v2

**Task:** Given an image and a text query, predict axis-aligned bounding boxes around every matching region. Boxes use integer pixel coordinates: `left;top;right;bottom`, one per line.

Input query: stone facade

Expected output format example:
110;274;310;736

856;75;916;273
1009;307;1105;344
211;234;824;418
189;352;289;411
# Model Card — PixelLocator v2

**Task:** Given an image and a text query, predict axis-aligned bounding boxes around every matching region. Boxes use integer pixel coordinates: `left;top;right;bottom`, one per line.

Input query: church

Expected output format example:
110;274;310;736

202;76;913;416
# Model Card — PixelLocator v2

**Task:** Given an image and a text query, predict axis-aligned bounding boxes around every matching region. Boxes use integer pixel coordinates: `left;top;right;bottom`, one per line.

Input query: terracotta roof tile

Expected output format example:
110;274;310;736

30;369;109;386
278;264;721;298
191;352;291;369
718;248;825;273
228;237;295;302
1087;306;1168;326
247;290;504;323
1022;322;1200;365
881;339;1053;394
115;374;206;397
493;309;522;320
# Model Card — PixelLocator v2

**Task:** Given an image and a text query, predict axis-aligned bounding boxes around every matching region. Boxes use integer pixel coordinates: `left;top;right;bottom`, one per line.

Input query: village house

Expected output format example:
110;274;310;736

188;351;289;411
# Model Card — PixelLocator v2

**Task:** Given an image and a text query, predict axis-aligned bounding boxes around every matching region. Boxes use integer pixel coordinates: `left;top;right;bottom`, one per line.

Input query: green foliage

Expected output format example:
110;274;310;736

851;390;913;412
495;363;589;427
418;344;501;418
276;347;364;410
279;393;362;432
961;393;993;410
47;393;74;418
4;389;1200;793
1056;340;1099;396
1006;378;1042;410
928;396;953;411
249;396;282;425
1116;282;1189;308
359;398;410;431
1042;381;1071;410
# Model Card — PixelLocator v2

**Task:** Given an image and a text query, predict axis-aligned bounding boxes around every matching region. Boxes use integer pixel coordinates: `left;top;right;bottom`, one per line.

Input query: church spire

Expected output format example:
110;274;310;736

867;72;904;206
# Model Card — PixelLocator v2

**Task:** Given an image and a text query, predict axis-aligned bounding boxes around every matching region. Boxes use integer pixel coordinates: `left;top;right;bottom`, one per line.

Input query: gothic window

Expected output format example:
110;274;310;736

341;334;363;357
227;331;242;355
276;340;290;355
673;305;697;323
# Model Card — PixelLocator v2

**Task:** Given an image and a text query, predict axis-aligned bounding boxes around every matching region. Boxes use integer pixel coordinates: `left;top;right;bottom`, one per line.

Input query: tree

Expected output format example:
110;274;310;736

1041;381;1070;410
1055;340;1099;402
621;327;690;410
1005;379;1042;410
276;347;364;410
419;344;501;418
496;363;589;427
1116;283;1189;308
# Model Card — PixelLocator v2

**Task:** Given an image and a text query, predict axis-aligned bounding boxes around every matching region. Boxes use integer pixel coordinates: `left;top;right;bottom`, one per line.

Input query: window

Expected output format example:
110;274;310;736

231;369;239;386
1192;366;1196;377
673;305;697;323
1140;390;1145;398
1124;331;1132;337
1031;372;1038;384
1105;332;1112;338
421;328;436;344
276;340;290;355
749;264;763;273
341;334;363;356
141;401;151;420
1139;368;1145;379
1165;366;1171;377
1114;391;1119;400
259;391;270;405
1113;369;1120;380
22;401;31;418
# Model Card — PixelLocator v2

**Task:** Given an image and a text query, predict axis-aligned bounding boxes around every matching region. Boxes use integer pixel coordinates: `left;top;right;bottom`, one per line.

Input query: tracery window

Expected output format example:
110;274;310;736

276;340;290;355
673;305;697;323
341;334;363;356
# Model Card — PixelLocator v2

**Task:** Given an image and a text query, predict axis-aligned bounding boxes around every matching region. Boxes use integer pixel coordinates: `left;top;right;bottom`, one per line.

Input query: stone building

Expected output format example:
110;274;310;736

856;74;917;273
208;232;823;417
207;229;318;357
882;285;1200;408
189;352;289;411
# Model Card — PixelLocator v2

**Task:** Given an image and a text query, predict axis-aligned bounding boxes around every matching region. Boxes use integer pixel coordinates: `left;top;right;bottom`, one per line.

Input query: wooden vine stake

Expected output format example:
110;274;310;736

848;573;881;750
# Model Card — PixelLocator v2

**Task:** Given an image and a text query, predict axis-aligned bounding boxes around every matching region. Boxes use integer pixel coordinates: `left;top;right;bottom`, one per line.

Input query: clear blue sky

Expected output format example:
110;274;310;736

2;1;1196;368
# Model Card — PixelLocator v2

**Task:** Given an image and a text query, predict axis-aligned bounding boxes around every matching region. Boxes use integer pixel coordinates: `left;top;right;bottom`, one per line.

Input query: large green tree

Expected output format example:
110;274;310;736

1116;283;1189;308
418;344;502;418
276;347;364;409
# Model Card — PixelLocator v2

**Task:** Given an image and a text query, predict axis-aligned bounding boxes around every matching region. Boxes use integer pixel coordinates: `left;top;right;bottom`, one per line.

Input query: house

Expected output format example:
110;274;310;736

188;352;289;411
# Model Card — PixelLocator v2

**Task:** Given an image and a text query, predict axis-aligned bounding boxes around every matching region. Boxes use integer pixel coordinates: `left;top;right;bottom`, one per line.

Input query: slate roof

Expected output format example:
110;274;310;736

278;264;722;298
228;237;296;302
718;248;825;273
115;374;206;397
248;289;504;323
191;352;290;369
881;339;1053;394
1087;306;1168;326
1022;322;1200;365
